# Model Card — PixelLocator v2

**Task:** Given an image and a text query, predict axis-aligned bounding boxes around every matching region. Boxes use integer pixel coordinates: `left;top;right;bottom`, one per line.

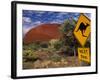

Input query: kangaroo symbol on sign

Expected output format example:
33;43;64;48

76;22;89;37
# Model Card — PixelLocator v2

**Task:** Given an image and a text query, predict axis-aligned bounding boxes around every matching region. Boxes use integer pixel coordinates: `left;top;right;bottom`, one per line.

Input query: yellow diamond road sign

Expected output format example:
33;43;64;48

74;14;91;46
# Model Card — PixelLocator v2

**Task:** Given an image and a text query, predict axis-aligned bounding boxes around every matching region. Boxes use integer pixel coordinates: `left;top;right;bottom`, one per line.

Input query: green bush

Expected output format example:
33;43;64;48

23;50;38;62
40;42;48;48
23;42;41;51
52;40;60;49
50;54;61;62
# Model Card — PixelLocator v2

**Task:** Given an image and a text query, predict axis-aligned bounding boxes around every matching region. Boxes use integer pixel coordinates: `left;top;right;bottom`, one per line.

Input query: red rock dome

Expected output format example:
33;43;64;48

23;24;61;44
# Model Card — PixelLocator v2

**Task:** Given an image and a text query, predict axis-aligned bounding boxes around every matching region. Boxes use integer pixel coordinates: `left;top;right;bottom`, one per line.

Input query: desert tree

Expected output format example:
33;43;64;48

59;18;77;56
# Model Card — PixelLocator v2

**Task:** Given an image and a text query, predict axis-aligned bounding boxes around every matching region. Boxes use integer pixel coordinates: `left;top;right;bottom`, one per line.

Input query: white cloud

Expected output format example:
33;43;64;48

56;14;63;18
50;20;63;24
23;17;32;23
31;21;42;27
23;21;43;36
23;27;31;36
33;21;42;24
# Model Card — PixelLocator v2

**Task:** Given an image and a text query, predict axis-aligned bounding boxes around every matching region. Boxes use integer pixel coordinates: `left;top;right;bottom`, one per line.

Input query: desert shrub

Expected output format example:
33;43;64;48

31;43;40;50
48;47;56;53
23;56;38;62
23;50;32;56
23;45;31;50
53;40;63;50
24;42;41;51
23;50;38;62
40;42;48;48
35;52;49;60
49;39;62;50
50;54;61;62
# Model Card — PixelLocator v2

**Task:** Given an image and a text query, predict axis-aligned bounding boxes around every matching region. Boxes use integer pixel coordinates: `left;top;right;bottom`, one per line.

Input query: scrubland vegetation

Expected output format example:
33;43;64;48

23;19;90;69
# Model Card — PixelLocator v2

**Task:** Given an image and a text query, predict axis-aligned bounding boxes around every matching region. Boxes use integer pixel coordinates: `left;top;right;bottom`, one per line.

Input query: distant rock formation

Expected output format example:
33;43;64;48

23;24;61;44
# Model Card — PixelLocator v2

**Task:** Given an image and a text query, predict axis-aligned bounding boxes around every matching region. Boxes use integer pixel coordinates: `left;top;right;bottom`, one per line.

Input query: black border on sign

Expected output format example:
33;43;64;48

11;1;98;79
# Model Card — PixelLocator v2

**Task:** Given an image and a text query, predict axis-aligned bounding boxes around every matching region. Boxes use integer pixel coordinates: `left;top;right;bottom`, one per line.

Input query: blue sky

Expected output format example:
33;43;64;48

22;10;91;35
